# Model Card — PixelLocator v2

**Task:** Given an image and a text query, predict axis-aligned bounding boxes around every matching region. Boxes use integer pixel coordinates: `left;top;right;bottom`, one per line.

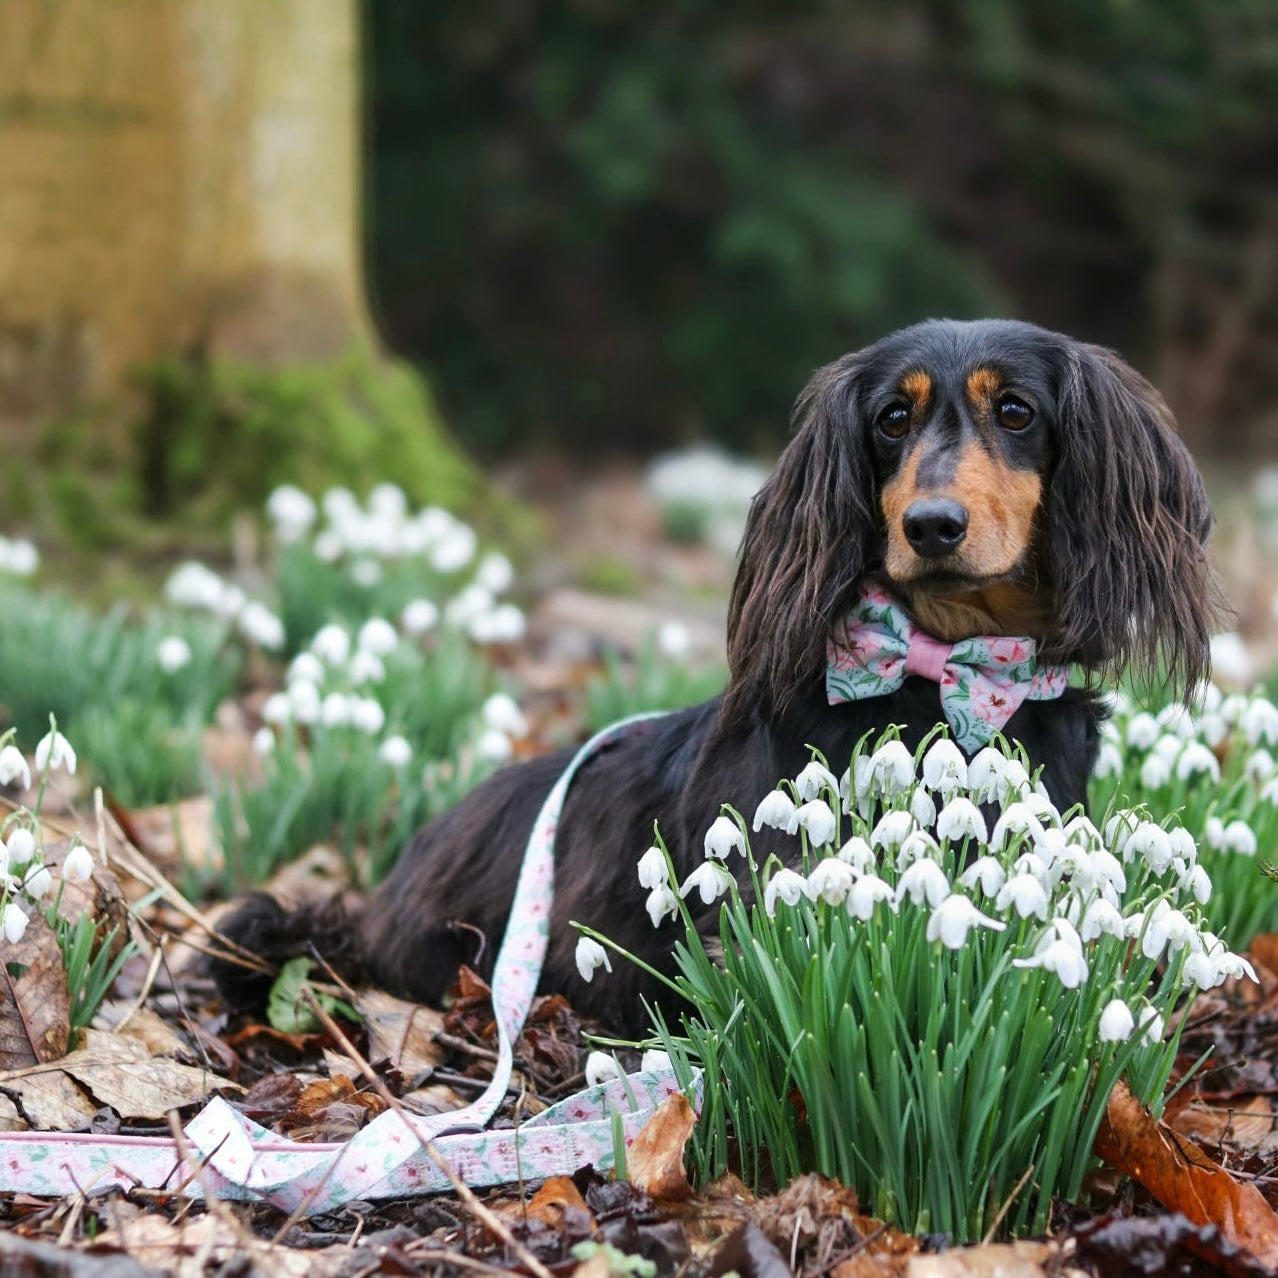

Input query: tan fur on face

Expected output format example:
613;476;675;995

965;366;1002;406
900;369;932;413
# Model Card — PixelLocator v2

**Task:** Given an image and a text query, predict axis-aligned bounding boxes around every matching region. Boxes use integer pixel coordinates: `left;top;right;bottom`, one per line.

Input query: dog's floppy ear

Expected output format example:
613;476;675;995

1048;341;1222;697
724;352;879;724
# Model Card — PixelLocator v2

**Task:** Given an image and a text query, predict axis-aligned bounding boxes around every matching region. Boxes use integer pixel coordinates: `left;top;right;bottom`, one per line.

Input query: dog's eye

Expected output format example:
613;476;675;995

996;396;1034;431
876;404;911;439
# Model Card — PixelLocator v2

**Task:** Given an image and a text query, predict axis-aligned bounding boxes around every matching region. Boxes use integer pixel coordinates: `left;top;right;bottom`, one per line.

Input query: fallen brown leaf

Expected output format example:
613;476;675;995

1171;1094;1275;1151
1096;1079;1278;1268
0;920;70;1069
358;987;444;1080
626;1092;695;1201
522;1174;595;1231
905;1241;1062;1277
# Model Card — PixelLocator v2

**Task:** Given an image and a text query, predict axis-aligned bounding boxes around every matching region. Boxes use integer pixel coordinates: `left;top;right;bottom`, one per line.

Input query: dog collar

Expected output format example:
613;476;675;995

826;583;1069;752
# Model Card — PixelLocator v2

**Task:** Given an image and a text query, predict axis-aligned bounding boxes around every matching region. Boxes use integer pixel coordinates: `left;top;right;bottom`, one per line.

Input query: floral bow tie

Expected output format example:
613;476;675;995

826;584;1069;752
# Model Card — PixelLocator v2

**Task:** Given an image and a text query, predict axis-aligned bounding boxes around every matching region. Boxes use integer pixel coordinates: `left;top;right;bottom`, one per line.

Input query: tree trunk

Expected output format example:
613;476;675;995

0;0;368;424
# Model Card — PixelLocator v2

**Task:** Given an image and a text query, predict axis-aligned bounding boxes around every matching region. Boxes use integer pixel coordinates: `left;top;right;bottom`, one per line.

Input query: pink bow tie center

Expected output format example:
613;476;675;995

904;631;951;684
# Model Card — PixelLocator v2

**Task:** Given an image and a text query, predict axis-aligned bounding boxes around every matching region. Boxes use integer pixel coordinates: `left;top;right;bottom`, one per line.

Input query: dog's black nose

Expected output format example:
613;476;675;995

903;498;969;557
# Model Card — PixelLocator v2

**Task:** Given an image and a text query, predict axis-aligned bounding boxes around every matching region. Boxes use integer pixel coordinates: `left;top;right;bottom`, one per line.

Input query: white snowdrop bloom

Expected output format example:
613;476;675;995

1207;817;1257;856
252;727;276;755
1140;906;1199;961
34;729;76;776
475;552;515;596
794;761;839;803
430;523;478;573
1209;632;1253;687
895;829;941;871
348;649;387;686
995;873;1050;920
921;739;968;797
1125;713;1160;750
476;729;512;763
401;598;440;635
446;586;493;628
1168;826;1197;865
1263;776;1278;806
1220;692;1249;725
321;691;353;728
1;537;39;576
212;582;246;620
1137;1005;1164;1045
1079;897;1126;942
1240;697;1278;747
680;860;735;905
936;797;987;845
910;787;937;829
1180;862;1212;905
350;697;386;735
1156;702;1197;740
1086;849;1127;895
867;739;915;796
997;759;1032;801
1104;811;1140;857
313;529;344;562
261;692;292;726
927;894;1005;950
165;561;225;610
704;815;746;860
1200;714;1229;749
265;485;317;540
1245;749;1276;783
1098;999;1135;1043
1127;822;1173;873
870;809;916;853
653;619;692;661
470;602;527;644
1151;733;1186;764
966;748;1006;803
1063;815;1103;850
805;858;856;906
989;803;1043;853
641;1049;673;1074
1014;937;1089;988
753;789;798;833
0;746;31;791
585;1051;624;1087
321;486;360;524
350;558;382;587
22;864;51;900
288;679;322;725
312;624;352;666
287;652;325;686
894;859;950;909
1011;851;1052;883
958;856;1006;899
1093;740;1123;779
848;873;895;920
1175;743;1220;783
378;735;413;769
645;884;678;927
1194;680;1224;716
1181;950;1219;990
358;617;399;657
2;902;28;944
368;481;408;523
62;844;94;883
481;693;527;739
764;868;807;917
836;836;875;873
1213;949;1258;984
637;846;668;890
1139;753;1172;790
574;936;612;983
794;799;837;847
156;635;192;673
1101;688;1133;717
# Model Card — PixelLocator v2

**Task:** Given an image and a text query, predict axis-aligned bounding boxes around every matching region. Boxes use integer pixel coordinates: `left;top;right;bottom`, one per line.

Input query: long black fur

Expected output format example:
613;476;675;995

213;319;1222;1035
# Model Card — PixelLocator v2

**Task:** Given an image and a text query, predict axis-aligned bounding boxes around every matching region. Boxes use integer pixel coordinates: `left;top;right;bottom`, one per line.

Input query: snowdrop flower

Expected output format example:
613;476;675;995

378;735;413;768
988;803;1043;853
958;856;1006;899
870;810;916;853
1063;815;1103;850
1012;851;1051;883
637;846;668;890
34;729;76;776
368;482;408;523
261;692;292;725
848;873;895;920
1240;698;1278;747
646;884;679;927
1093;740;1123;779
287;652;324;686
350;697;386;736
996;873;1050;920
866;739;914;796
640;1049;672;1074
1098;999;1135;1043
936;797;987;845
266;484;317;540
476;729;512;763
313;529;344;562
764;867;808;916
0;538;38;576
1140;906;1200;960
1209;632;1253;686
681;860;735;905
348;650;387;686
805;858;856;906
1126;713;1160;750
471;603;527;644
997;759;1033;802
252;727;276;755
1156;702;1197;739
323;690;354;727
1139;753;1172;790
895;830;940;870
165;561;225;610
62;844;94;883
753;789;798;833
239;602;285;650
1079;898;1126;942
575;937;612;983
927;894;1005;950
1180;862;1212;905
312;624;351;666
1014;936;1089;989
431;524;478;573
836;836;875;873
895;859;950;909
909;787;937;829
1213;949;1258;983
358;617;399;657
704;815;746;860
22;864;51;900
1175;742;1220;783
0;746;30;791
1200;713;1229;749
1263;777;1278;806
156;635;192;673
656;620;692;661
1086;849;1127;896
482;693;527;739
1181;950;1219;990
1127;822;1173;873
966;748;1006;803
402;599;440;635
1137;1005;1164;1045
288;679;322;725
794;799;837;847
585;1051;624;1087
1245;749;1275;783
1204;816;1256;856
2;902;28;944
921;739;967;797
476;552;515;595
794;761;839;803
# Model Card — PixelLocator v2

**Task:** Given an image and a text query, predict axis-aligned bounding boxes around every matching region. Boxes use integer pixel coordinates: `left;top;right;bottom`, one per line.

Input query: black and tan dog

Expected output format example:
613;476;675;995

215;319;1220;1032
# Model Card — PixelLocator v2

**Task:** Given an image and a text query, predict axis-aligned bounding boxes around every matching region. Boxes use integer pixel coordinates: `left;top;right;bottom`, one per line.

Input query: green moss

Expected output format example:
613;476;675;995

578;553;643;596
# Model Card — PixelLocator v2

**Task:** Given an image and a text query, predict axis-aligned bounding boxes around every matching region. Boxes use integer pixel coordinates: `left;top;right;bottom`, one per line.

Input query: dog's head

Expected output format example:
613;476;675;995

725;318;1221;722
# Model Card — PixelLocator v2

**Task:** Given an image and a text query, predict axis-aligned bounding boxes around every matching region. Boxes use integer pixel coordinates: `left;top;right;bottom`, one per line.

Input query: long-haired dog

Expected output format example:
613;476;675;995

215;319;1220;1034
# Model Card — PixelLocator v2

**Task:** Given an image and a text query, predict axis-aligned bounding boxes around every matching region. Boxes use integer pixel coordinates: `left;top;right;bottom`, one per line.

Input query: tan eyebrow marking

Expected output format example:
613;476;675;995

965;366;1002;405
900;369;932;412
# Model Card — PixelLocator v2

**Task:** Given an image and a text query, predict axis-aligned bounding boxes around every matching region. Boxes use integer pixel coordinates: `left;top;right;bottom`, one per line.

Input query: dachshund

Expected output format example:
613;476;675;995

214;319;1220;1034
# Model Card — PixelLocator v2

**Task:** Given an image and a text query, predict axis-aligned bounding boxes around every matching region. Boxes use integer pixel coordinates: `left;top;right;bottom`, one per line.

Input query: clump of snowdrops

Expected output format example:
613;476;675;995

579;729;1255;1241
1092;682;1278;946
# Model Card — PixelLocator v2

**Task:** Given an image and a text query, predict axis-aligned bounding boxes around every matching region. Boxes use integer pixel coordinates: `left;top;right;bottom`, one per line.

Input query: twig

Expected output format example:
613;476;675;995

981;1162;1035;1245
